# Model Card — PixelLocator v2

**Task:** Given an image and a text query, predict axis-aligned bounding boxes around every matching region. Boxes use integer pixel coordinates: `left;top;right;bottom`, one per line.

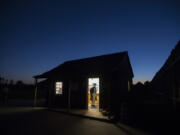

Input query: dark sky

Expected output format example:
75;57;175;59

0;0;180;84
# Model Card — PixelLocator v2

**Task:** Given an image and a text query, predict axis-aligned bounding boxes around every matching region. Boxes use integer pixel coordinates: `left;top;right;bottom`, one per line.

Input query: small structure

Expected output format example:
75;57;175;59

151;41;180;111
33;51;134;115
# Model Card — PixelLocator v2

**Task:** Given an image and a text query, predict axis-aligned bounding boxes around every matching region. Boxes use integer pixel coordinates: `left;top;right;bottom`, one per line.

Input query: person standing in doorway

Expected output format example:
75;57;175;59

90;83;97;108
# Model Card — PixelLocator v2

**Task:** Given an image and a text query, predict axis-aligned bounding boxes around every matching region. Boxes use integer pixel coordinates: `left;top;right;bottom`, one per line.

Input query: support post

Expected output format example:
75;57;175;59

68;80;71;112
34;78;38;107
172;64;178;111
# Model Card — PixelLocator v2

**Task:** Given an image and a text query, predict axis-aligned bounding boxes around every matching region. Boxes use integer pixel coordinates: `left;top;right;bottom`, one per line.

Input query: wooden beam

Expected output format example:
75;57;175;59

172;64;178;111
68;80;71;111
34;78;38;107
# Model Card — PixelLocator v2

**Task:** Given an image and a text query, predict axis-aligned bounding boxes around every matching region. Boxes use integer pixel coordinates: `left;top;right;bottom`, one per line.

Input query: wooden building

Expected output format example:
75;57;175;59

151;41;180;111
34;51;134;113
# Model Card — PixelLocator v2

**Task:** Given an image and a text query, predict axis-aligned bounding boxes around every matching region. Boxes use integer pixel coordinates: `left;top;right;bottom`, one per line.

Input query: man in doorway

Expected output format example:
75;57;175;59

90;83;97;108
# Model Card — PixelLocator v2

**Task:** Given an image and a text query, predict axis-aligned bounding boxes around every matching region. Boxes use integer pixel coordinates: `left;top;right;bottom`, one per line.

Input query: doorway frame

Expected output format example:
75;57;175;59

86;77;100;111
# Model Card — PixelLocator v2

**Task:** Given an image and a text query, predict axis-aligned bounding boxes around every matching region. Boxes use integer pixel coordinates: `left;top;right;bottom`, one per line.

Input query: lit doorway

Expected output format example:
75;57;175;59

88;78;100;110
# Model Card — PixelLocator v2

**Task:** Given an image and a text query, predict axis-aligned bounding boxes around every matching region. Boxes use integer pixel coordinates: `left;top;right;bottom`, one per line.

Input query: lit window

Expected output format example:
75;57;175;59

55;82;63;95
128;81;131;92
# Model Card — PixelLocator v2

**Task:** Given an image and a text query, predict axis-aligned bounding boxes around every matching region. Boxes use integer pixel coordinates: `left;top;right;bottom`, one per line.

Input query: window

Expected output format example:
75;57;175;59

55;82;63;95
128;81;131;92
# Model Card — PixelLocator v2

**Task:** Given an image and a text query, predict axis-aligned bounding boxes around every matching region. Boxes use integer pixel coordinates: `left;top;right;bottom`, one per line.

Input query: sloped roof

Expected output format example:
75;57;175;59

34;51;133;79
151;40;180;83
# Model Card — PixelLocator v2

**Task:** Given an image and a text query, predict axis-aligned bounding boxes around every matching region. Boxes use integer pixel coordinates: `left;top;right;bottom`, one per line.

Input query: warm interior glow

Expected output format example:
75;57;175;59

88;78;100;109
88;78;99;93
55;82;63;95
128;81;131;92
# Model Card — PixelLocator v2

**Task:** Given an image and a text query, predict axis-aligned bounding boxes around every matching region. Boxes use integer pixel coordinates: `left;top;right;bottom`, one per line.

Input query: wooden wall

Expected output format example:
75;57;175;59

48;72;131;111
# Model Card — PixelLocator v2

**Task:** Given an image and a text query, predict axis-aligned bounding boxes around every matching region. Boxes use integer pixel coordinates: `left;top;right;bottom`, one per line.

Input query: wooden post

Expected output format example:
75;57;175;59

34;78;38;107
48;80;52;107
68;80;71;112
172;64;178;111
86;78;88;110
